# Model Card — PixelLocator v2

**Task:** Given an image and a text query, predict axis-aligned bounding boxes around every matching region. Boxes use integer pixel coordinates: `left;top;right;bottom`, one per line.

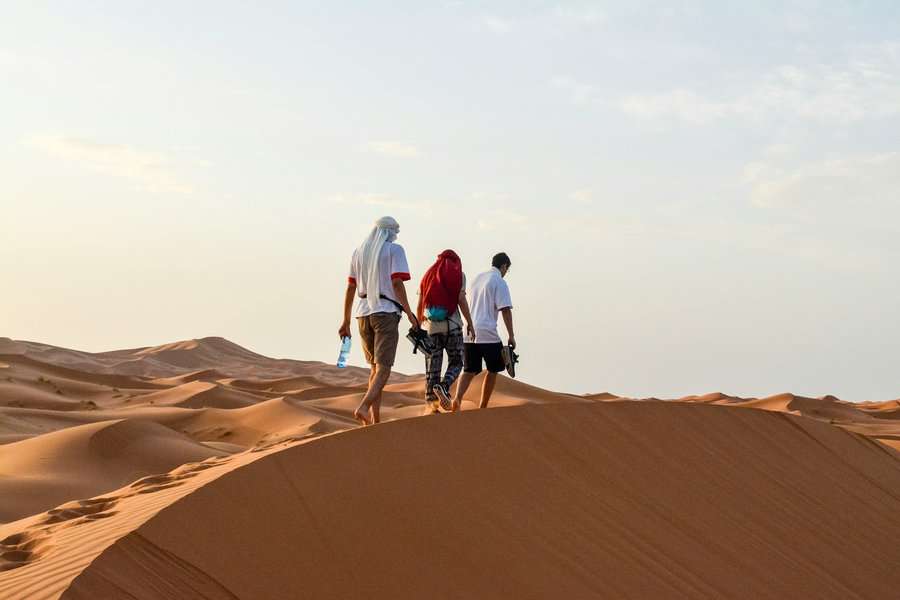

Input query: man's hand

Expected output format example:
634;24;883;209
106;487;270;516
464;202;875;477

466;323;475;340
341;282;356;339
500;308;515;349
406;310;420;330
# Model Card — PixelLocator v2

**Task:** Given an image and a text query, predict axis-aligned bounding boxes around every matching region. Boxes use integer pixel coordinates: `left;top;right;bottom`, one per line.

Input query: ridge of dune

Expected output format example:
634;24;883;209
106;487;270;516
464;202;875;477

134;381;263;410
223;374;356;394
168;396;353;448
679;391;749;403
0;441;281;595
52;402;900;600
3;338;900;598
128;337;270;367
0;353;165;393
0;419;225;522
1;341;147;376
0;339;27;355
150;369;228;386
3;337;426;394
105;336;374;382
476;374;587;404
583;391;621;401
5;337;381;382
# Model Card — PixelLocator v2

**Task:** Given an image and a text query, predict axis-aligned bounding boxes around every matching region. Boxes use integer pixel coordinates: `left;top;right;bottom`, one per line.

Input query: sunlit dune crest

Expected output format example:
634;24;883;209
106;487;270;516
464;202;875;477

1;337;899;599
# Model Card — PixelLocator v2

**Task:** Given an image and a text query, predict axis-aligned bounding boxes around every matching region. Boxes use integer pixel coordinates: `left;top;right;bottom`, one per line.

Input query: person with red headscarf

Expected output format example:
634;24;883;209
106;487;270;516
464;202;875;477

416;249;474;412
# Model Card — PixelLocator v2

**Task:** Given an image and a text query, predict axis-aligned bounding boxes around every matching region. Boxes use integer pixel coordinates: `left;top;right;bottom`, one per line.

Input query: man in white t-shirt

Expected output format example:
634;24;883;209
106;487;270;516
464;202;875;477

339;216;418;425
452;252;515;410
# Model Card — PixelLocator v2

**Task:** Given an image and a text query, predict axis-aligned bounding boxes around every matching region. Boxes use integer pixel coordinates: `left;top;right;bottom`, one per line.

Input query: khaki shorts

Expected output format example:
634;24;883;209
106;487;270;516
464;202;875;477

357;312;401;367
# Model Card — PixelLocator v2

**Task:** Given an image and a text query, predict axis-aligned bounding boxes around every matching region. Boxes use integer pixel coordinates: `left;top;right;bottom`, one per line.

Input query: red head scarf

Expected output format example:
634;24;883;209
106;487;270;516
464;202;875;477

420;249;463;316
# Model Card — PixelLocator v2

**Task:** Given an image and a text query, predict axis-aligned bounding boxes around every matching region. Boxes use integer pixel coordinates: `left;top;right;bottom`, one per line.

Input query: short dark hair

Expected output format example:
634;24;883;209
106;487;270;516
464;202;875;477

492;252;511;269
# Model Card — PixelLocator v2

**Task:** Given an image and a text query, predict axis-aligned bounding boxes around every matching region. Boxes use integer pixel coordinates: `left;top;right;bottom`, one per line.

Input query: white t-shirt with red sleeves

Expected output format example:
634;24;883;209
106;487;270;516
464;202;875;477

348;242;411;317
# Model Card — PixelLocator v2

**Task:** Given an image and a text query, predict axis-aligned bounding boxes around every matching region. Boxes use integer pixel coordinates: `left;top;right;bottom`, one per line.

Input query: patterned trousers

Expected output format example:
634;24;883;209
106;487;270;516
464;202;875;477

424;330;464;402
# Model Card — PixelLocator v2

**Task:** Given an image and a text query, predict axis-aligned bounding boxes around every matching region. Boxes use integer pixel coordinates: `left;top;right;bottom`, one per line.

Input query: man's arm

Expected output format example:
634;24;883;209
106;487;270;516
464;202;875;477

392;279;419;328
459;288;475;339
500;307;515;349
339;282;356;338
416;292;425;323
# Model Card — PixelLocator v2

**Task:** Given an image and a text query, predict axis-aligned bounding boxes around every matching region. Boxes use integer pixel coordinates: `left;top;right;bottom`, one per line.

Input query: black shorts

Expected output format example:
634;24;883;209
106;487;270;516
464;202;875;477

464;343;505;374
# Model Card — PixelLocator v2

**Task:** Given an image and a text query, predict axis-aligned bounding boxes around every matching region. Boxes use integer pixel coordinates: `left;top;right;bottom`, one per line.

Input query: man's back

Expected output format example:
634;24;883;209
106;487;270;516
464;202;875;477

349;241;411;317
467;268;512;343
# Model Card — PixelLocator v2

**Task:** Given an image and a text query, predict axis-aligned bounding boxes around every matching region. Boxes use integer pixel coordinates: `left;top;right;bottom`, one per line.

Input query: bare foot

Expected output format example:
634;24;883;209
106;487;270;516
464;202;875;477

353;405;372;426
451;400;460;412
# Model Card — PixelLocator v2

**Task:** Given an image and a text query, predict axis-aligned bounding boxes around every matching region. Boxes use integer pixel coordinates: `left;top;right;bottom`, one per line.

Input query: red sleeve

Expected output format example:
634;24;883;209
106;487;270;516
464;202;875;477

391;272;411;281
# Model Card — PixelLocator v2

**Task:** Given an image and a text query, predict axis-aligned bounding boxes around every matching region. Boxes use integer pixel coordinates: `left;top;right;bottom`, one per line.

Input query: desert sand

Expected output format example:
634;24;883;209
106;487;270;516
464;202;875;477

1;336;899;598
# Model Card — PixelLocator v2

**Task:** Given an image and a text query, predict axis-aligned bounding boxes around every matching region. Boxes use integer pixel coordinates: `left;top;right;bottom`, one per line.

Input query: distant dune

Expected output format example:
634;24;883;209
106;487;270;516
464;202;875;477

1;337;898;598
0;419;223;523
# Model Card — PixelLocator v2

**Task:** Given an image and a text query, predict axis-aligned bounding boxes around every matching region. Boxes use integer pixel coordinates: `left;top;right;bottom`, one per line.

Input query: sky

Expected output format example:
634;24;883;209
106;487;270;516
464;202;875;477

2;1;900;400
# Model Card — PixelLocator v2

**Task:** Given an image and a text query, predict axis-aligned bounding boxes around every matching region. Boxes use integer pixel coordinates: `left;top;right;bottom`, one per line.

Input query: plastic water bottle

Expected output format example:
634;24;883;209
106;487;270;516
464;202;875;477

337;336;351;368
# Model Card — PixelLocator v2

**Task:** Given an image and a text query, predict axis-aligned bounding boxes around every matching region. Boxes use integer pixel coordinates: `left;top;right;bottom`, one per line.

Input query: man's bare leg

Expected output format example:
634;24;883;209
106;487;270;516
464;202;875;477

367;366;378;423
453;372;476;412
371;370;387;424
354;364;391;425
353;366;376;425
479;372;498;409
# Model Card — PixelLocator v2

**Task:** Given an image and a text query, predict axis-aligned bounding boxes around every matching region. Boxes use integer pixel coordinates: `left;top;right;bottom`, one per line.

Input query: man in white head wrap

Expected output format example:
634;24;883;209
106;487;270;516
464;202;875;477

340;216;418;425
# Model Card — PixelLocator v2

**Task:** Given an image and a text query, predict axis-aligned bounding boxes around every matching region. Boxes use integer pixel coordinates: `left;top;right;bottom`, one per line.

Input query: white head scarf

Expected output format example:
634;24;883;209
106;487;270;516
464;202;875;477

358;216;400;311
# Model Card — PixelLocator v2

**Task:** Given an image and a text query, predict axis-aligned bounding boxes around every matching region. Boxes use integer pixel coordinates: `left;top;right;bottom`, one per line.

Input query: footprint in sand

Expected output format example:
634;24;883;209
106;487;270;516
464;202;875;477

129;473;185;494
2;459;234;572
39;497;119;526
130;474;173;488
0;531;51;572
1;495;126;573
128;457;231;494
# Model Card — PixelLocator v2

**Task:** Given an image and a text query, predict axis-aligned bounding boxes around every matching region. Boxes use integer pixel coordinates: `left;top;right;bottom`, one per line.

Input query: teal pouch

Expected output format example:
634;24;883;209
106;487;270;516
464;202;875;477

425;306;449;321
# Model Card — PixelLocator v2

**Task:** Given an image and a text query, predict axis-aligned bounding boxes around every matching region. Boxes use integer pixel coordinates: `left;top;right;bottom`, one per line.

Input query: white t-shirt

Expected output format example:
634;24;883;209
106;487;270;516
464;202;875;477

348;242;411;317
466;268;512;344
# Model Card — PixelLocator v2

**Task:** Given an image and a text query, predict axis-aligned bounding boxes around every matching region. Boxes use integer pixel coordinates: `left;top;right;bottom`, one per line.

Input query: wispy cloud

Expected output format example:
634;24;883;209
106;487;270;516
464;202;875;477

474;6;605;37
551;76;601;105
619;89;728;123
743;152;900;209
763;143;793;157
475;206;529;232
477;15;514;34
570;189;593;204
364;141;420;158
24;135;199;194
328;193;434;213
552;6;605;27
0;49;55;82
619;43;900;124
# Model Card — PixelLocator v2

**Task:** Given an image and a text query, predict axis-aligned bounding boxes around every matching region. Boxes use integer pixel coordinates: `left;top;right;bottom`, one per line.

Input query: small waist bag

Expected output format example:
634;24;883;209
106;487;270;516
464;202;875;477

424;306;449;321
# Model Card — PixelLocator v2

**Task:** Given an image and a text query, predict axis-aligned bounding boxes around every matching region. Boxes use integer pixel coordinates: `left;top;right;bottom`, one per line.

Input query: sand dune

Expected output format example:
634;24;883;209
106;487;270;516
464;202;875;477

150;369;228;386
64;403;900;599
167;396;353;448
0;419;223;522
0;353;164;397
134;381;263;410
1;336;379;382
1;336;899;598
679;391;748;403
